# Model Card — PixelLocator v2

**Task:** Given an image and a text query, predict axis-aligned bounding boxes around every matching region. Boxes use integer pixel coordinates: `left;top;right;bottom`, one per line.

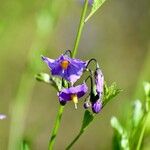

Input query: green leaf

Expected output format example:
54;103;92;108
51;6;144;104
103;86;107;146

92;0;107;12
111;117;130;150
143;82;150;98
81;110;94;131
21;140;30;150
103;82;121;106
51;76;62;91
85;0;107;22
143;82;150;112
35;73;62;91
132;100;144;128
35;73;50;83
111;117;123;135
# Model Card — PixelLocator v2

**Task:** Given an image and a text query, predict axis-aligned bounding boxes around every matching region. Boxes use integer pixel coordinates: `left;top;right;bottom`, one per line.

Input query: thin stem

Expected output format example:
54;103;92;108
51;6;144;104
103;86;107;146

136;95;150;150
66;131;84;150
48;105;64;150
48;1;89;149
136;114;148;150
84;12;94;23
71;0;89;58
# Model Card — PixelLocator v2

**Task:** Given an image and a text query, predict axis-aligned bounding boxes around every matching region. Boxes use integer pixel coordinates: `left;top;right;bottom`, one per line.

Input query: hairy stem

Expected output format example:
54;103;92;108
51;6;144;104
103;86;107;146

72;0;89;58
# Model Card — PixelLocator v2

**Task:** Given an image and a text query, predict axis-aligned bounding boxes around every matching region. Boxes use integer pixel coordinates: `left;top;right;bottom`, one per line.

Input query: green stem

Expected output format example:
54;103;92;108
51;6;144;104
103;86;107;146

136;114;148;150
48;1;89;149
48;105;64;150
136;96;150;150
71;0;89;58
66;131;84;150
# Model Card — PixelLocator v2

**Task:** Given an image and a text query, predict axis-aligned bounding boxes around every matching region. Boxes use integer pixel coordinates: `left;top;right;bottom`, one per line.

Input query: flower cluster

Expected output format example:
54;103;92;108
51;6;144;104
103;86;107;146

42;50;104;114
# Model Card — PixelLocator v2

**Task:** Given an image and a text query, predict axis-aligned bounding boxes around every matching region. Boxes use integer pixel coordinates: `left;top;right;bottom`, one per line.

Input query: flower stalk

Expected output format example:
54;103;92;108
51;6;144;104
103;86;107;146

66;130;84;150
48;0;89;149
72;0;89;58
48;105;64;150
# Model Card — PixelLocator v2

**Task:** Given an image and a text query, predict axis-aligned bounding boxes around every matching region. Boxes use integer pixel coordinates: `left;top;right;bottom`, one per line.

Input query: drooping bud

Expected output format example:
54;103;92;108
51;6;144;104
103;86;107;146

84;101;91;109
92;100;102;114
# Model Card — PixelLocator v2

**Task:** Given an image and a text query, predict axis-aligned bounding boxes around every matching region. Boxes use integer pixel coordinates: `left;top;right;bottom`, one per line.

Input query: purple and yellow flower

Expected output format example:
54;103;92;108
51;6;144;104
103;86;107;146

58;83;88;108
0;114;6;120
42;54;87;83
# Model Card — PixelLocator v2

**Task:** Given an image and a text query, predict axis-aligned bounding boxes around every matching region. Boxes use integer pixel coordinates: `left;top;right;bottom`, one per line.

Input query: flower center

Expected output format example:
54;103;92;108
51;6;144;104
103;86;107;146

71;94;78;109
60;60;69;70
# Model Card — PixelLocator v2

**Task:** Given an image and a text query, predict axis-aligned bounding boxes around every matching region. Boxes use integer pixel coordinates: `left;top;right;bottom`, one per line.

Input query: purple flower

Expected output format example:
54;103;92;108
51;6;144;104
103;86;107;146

92;100;102;114
58;83;88;108
0;114;6;120
42;54;87;83
95;68;104;97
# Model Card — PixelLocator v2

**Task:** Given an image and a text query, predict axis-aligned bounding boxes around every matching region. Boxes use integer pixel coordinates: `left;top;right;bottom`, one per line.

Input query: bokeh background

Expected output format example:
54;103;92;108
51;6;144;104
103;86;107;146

0;0;150;149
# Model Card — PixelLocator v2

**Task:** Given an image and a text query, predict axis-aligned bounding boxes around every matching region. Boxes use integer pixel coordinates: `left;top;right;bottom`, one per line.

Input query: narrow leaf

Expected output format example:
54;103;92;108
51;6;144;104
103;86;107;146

111;117;130;150
132;100;144;128
81;110;94;131
85;0;107;22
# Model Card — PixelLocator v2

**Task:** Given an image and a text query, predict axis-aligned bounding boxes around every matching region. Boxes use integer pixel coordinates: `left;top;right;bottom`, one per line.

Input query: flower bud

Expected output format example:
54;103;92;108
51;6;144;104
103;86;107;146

92;100;102;114
84;101;91;109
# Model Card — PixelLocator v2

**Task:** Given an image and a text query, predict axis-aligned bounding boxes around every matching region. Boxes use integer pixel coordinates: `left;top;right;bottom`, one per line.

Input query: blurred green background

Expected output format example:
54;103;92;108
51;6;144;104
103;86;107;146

0;0;150;149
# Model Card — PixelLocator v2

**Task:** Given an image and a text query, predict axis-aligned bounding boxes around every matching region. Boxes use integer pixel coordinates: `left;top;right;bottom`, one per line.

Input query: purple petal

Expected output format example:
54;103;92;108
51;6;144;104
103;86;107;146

92;100;102;114
95;68;104;96
42;54;87;83
58;83;88;102
65;59;87;83
41;56;56;69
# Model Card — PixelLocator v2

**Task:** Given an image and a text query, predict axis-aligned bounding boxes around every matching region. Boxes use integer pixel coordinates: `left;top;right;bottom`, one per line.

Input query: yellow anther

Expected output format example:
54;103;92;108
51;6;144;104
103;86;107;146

71;94;78;109
60;60;69;70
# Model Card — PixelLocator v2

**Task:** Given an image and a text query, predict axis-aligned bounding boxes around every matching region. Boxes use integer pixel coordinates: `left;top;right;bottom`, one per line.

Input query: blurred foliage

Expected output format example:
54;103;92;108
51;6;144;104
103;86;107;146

111;82;150;150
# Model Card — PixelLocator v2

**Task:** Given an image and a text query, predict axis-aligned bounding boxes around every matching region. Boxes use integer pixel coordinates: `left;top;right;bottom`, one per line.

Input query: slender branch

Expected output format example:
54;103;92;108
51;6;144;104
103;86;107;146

66;131;84;150
48;105;64;150
71;0;89;58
